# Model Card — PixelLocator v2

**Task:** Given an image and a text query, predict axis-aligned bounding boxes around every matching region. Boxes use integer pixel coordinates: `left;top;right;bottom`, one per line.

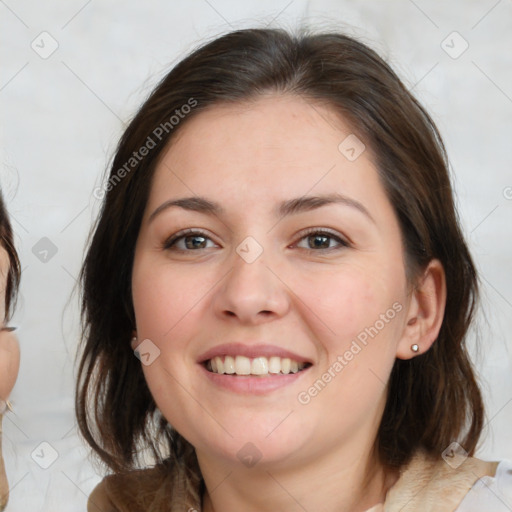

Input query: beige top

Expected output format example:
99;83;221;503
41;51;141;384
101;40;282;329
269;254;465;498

88;450;499;512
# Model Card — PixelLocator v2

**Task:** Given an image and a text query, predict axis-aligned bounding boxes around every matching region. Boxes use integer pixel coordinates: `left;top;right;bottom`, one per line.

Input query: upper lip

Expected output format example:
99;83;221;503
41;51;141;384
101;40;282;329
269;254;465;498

197;343;313;364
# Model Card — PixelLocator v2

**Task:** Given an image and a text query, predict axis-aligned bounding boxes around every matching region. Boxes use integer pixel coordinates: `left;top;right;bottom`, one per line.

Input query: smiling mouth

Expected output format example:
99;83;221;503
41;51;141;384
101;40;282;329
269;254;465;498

205;355;312;377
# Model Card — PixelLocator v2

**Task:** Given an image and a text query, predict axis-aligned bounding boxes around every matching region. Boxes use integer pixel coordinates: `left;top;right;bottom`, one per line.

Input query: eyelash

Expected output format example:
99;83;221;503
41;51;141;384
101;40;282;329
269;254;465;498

162;227;350;253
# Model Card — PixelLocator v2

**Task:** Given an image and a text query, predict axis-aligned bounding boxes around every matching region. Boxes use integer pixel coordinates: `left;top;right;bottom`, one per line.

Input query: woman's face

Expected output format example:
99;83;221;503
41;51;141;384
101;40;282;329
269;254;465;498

0;245;19;403
132;95;413;469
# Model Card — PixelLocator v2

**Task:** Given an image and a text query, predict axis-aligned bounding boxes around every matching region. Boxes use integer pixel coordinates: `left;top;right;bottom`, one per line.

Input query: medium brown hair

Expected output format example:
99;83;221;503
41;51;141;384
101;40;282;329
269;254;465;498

0;190;20;320
76;28;483;473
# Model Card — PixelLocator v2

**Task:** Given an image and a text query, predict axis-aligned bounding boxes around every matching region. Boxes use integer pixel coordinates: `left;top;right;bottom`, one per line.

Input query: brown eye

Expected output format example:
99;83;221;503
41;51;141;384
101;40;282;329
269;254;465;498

183;235;208;249
307;234;331;249
295;229;349;251
163;230;217;251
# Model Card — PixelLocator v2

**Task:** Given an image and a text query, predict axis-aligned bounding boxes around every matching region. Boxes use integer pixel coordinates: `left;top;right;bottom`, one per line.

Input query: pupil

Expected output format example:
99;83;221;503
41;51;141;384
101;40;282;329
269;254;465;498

186;236;206;249
310;235;329;249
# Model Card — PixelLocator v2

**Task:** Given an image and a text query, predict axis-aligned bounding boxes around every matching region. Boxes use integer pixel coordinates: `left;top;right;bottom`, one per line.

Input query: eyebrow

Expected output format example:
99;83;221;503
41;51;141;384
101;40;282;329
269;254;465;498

148;193;375;224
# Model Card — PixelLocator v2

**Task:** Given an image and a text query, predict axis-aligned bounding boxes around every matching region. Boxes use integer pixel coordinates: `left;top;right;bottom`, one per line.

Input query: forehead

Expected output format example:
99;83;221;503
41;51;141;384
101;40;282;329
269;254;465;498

148;95;386;214
163;95;355;168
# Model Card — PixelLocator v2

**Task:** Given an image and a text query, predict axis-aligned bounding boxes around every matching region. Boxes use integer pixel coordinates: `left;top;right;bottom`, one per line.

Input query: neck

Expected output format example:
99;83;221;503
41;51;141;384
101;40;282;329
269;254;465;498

199;443;398;512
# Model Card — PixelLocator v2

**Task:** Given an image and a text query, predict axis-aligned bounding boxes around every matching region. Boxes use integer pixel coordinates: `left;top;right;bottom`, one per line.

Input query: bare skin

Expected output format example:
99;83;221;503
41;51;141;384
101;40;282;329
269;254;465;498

131;95;446;512
0;245;19;511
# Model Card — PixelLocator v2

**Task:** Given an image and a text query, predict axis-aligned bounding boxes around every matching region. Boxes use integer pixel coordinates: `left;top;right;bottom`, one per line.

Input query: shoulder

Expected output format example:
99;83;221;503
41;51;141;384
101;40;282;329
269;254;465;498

385;449;501;512
87;465;171;512
87;479;115;512
455;457;512;512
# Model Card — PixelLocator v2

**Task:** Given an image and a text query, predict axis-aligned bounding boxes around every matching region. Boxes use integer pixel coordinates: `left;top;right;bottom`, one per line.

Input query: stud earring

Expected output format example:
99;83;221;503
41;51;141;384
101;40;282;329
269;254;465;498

411;344;419;353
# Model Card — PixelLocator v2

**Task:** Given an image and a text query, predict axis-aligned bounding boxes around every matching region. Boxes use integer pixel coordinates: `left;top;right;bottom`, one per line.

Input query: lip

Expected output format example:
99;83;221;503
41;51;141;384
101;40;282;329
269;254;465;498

197;342;312;365
199;363;311;395
197;342;313;395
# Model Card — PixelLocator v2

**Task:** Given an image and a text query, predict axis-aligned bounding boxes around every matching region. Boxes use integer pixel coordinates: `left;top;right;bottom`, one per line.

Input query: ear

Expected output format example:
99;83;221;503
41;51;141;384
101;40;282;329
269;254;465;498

130;332;138;350
396;259;447;360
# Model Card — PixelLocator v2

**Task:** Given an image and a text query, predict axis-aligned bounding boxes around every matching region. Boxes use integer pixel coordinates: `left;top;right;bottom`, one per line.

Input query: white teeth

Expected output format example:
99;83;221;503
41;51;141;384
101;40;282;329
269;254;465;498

251;357;268;375
224;355;235;374
214;356;224;374
207;355;308;376
235;355;251;375
268;356;281;374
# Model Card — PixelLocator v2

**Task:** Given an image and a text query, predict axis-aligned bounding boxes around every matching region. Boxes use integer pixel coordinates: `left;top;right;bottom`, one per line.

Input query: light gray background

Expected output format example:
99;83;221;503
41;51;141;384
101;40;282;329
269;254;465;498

1;0;511;510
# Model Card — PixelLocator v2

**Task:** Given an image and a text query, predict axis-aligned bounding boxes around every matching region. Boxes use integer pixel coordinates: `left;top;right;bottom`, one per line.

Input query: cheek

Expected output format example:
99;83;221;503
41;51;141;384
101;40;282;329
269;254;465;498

290;269;404;447
131;259;209;424
132;257;214;339
131;257;220;400
290;263;406;414
290;265;398;349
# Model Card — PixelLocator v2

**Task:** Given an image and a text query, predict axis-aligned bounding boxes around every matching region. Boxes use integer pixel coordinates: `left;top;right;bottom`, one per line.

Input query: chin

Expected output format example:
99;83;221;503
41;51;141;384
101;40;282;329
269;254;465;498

187;413;313;471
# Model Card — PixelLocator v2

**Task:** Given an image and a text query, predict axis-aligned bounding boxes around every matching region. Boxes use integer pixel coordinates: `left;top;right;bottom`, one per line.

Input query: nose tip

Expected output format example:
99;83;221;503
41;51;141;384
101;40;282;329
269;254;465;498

214;251;289;325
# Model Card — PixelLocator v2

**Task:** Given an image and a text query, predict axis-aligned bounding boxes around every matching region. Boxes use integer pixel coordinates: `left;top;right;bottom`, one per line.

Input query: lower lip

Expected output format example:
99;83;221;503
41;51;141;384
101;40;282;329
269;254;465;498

199;364;310;395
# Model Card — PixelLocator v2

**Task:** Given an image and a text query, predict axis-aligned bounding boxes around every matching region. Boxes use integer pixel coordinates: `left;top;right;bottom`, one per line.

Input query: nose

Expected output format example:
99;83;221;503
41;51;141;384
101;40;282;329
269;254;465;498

213;248;290;325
